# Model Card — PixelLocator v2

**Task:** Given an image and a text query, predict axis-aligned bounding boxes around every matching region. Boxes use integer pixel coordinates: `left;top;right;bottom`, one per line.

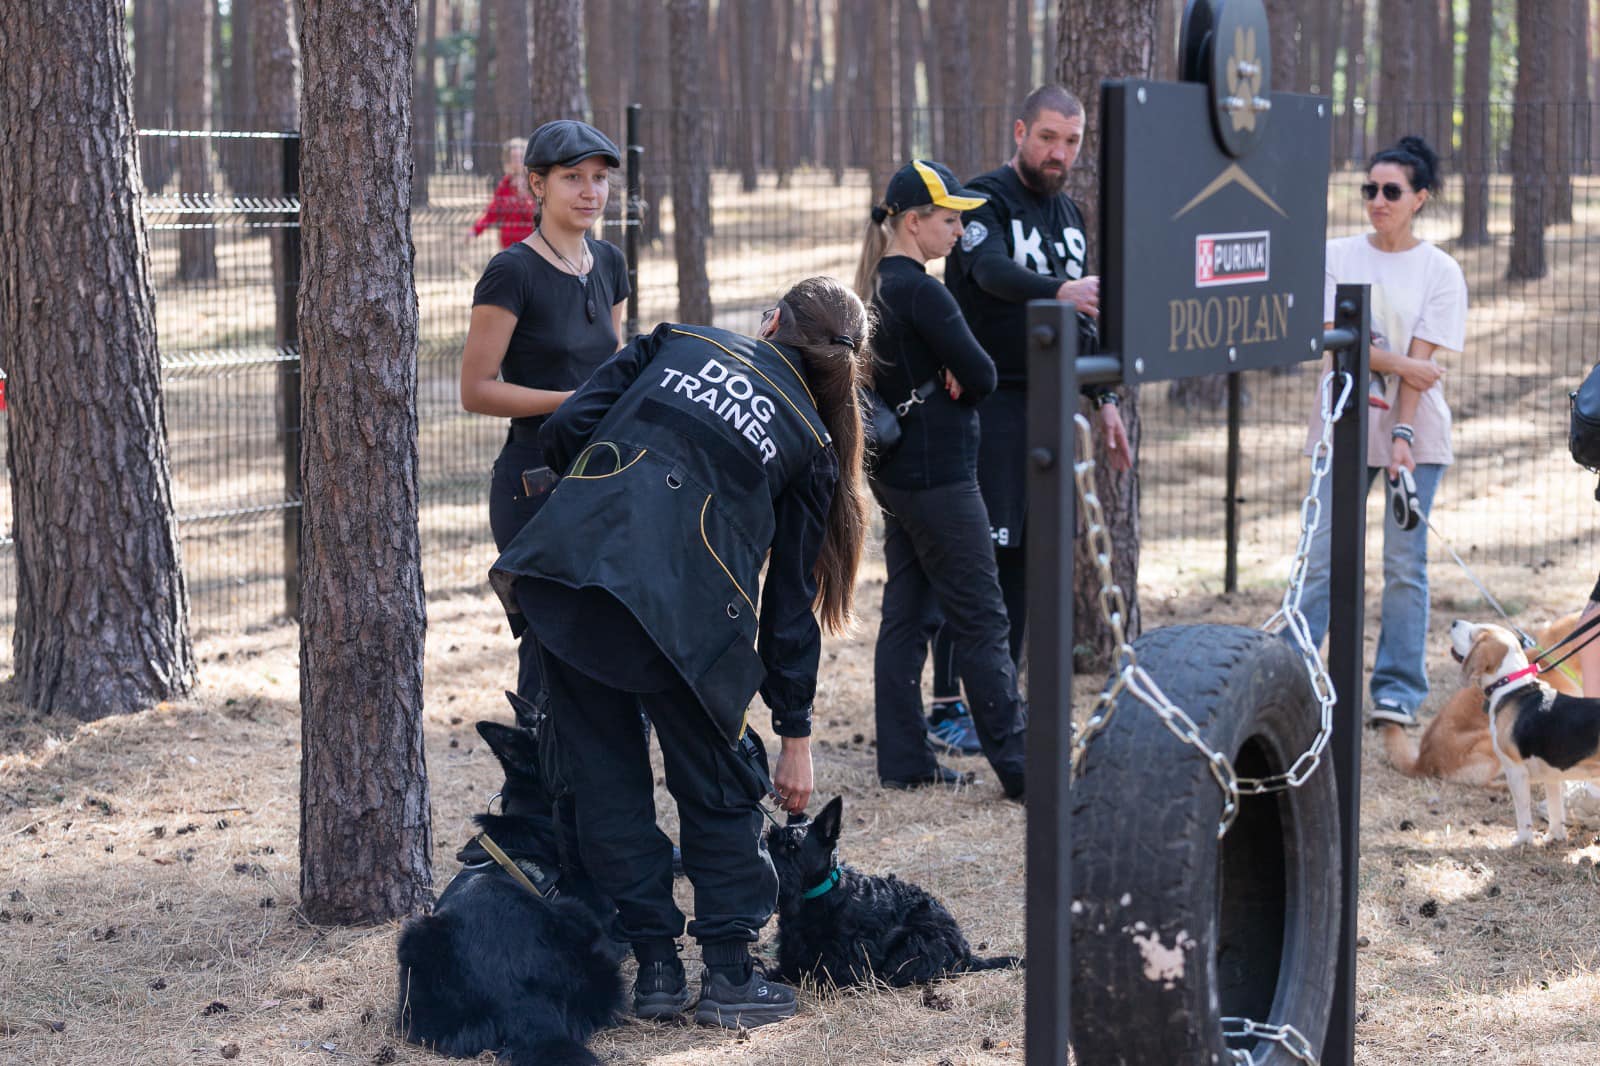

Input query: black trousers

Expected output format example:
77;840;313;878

994;543;1027;668
540;648;776;947
871;478;1027;792
490;435;551;708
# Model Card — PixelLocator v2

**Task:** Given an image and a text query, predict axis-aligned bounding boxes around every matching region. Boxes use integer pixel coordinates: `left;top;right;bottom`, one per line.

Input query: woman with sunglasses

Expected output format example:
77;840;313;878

490;275;870;1028
460;118;630;720
853;160;1027;800
1299;134;1468;730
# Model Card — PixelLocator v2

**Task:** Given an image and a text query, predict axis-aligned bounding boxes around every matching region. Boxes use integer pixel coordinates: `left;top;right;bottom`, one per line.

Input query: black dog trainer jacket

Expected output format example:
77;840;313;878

491;323;837;746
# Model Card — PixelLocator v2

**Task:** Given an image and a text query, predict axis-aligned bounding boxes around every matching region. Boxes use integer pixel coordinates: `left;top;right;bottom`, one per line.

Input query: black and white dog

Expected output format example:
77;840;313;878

765;795;1021;988
1453;620;1600;845
394;719;624;1065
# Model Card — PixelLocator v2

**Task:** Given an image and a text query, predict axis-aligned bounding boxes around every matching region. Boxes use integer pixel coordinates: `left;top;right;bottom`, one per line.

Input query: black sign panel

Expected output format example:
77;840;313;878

1099;79;1329;384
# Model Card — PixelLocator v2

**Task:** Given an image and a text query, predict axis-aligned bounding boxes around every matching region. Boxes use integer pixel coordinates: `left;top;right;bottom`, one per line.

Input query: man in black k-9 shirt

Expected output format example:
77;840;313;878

946;84;1131;667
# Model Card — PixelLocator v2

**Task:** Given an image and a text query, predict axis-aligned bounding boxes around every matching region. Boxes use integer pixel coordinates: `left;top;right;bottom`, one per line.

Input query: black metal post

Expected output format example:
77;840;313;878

1321;283;1370;1066
625;103;642;340
1024;299;1078;1066
1224;371;1242;593
278;133;303;620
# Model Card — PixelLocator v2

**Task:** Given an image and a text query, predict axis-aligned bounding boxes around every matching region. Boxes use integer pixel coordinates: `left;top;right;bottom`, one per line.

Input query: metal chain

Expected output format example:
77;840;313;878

1253;370;1352;794
1068;414;1243;837
1222;1017;1319;1065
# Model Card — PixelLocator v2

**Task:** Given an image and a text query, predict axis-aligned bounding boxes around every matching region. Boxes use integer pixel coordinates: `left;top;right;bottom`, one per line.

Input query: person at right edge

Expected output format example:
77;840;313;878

857;160;1027;799
946;84;1132;670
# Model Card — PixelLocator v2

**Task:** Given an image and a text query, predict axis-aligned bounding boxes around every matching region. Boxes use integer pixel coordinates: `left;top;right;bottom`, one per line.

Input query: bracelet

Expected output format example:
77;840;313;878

1390;423;1415;444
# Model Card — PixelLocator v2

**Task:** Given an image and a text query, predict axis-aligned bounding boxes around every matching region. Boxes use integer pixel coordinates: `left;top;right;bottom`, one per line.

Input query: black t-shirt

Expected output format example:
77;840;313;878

471;237;631;435
870;255;996;490
945;164;1089;388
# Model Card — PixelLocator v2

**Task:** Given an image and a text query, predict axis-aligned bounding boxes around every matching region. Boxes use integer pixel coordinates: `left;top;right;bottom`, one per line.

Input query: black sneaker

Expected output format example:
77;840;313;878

881;765;974;791
694;968;798;1028
634;960;693;1020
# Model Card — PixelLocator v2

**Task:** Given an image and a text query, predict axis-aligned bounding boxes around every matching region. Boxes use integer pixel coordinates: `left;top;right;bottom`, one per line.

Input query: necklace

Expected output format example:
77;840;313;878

537;227;591;285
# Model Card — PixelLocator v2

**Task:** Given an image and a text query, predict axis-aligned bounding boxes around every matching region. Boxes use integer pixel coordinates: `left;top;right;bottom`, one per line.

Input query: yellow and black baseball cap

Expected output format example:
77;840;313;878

876;159;987;218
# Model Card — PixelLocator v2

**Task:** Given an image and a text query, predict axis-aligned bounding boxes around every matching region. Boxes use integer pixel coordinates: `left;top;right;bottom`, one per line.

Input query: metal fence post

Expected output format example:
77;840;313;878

625;103;642;340
1321;283;1370;1066
1225;371;1242;592
1024;299;1077;1066
279;133;302;620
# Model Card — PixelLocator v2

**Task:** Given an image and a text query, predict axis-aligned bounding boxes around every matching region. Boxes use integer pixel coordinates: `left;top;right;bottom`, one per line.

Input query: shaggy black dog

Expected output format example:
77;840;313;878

395;720;624;1066
766;795;1022;988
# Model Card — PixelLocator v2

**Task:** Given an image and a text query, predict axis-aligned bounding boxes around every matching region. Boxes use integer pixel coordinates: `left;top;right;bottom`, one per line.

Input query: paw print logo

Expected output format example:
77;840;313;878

1226;26;1261;132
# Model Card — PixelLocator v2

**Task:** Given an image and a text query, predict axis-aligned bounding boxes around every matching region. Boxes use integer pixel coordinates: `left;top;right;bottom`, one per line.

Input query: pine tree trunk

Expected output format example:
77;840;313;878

1011;0;1033;113
175;0;218;280
930;0;976;178
1337;0;1366;164
0;0;196;719
586;0;618;125
668;0;713;321
1156;0;1177;81
1552;0;1577;223
1267;0;1300;97
637;0;670;242
252;0;300;344
898;0;920;164
1508;0;1552;280
533;0;589;120
496;0;533;143
473;0;499;176
219;0;252;189
134;0;176;192
1058;0;1155;671
413;0;440;207
1459;0;1492;245
735;0;765;192
868;1;897;197
297;0;432;925
1375;0;1411;148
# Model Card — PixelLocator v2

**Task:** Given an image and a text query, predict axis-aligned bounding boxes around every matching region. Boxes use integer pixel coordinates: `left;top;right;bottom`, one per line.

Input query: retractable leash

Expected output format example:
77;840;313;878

1419;510;1583;687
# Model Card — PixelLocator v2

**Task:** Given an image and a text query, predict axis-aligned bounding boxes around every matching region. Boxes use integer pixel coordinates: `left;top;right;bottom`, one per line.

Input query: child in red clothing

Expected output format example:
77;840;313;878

470;138;538;248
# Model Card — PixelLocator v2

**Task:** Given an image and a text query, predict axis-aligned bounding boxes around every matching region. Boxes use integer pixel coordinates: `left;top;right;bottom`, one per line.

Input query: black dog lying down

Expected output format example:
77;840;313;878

766;795;1022;988
395;721;624;1066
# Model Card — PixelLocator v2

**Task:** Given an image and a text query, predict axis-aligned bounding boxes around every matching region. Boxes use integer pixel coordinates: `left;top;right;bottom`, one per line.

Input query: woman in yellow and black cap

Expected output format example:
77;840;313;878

853;160;1026;801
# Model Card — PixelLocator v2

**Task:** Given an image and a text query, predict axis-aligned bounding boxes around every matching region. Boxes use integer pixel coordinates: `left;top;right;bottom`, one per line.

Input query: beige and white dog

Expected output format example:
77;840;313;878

1451;620;1600;844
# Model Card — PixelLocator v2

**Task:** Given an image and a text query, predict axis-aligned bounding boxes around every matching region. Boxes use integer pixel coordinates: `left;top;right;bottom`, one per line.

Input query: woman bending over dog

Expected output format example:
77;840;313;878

490;275;870;1030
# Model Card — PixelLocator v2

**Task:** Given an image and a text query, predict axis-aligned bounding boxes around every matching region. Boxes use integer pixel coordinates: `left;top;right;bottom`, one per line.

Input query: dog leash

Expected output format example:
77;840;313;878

475;830;547;899
1422;512;1583;686
1517;609;1600;680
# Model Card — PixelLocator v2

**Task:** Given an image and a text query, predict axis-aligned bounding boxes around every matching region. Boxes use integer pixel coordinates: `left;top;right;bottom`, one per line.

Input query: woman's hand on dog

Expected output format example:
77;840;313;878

773;736;813;814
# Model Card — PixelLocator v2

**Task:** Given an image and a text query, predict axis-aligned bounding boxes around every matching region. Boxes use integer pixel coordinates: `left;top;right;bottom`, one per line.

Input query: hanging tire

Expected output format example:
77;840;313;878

1070;624;1340;1065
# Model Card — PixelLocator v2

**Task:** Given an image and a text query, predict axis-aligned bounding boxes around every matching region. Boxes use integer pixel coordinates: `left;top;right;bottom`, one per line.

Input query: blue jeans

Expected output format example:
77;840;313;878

1298;463;1444;714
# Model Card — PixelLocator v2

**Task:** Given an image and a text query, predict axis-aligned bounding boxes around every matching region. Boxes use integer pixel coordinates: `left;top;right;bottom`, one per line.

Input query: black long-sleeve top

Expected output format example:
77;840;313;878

537;324;836;738
870;255;997;490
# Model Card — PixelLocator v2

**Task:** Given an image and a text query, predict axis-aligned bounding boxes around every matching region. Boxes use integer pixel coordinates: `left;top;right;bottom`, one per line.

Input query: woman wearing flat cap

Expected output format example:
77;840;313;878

853;160;1026;801
460;118;630;725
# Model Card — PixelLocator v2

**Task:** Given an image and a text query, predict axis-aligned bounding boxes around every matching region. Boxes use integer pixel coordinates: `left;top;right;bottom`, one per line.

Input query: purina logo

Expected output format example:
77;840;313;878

1195;230;1270;287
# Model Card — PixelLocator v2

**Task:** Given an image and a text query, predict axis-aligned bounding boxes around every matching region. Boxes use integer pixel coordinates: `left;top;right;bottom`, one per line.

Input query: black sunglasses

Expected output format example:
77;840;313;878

1360;181;1407;203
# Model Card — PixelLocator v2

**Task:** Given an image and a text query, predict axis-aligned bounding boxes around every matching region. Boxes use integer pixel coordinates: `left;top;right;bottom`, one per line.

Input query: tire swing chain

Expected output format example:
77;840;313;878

1067;410;1324;1065
1256;370;1352;795
1067;414;1243;838
1222;1016;1320;1065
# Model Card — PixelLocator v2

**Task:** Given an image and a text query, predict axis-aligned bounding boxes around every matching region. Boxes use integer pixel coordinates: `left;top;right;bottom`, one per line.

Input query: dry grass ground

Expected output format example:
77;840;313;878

4;521;1600;1064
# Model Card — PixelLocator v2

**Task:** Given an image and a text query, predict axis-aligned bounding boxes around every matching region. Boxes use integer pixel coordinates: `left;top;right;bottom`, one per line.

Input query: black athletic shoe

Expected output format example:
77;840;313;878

881;765;973;791
693;968;798;1028
634;960;693;1020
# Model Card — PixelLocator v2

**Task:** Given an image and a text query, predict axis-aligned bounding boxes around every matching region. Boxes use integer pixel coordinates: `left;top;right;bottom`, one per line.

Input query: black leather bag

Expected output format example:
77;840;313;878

863;388;904;460
1570;364;1600;470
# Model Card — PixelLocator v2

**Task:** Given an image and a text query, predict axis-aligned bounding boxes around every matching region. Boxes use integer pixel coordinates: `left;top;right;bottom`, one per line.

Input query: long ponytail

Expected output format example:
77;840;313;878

852;208;893;302
770;276;871;634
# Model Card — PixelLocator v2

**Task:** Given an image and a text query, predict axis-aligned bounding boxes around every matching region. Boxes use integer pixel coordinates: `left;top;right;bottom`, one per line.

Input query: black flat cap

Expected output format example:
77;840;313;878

523;119;621;170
